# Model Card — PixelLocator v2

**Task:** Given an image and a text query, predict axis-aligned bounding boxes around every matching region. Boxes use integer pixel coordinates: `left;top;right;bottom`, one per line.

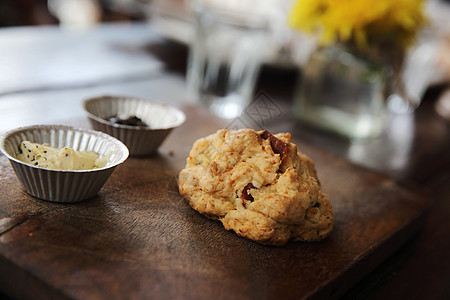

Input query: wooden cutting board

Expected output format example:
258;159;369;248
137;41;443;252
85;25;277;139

0;105;430;300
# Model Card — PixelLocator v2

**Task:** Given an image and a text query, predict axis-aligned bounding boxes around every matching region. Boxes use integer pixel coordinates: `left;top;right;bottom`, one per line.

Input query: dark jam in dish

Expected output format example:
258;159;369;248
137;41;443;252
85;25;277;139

107;115;148;128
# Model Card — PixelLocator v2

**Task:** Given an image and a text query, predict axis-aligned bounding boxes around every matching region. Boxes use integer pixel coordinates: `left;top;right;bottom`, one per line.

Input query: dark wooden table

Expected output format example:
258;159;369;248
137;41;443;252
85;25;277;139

0;23;448;300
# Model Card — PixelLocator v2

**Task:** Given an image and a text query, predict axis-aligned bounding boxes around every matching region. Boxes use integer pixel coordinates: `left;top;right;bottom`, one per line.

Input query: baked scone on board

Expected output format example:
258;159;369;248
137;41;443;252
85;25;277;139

178;129;333;246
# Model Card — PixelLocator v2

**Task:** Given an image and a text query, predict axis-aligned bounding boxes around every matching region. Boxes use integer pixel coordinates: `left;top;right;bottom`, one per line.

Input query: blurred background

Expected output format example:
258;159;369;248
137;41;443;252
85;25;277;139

1;0;449;74
0;0;449;121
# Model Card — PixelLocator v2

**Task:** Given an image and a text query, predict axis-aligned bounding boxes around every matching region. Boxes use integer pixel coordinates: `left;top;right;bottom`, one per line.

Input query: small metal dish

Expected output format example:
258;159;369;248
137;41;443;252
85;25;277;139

0;125;129;203
82;96;186;156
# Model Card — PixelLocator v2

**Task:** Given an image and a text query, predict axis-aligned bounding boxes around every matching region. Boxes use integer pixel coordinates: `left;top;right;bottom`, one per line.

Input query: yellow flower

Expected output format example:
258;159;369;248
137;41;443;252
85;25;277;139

289;0;426;50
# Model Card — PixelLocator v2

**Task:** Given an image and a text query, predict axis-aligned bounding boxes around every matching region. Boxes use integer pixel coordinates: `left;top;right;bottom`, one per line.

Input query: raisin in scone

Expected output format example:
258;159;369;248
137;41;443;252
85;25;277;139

178;129;333;246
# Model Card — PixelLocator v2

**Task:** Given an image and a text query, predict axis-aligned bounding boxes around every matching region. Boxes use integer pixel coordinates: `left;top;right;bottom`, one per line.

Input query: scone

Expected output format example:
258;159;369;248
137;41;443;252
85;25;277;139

178;129;333;246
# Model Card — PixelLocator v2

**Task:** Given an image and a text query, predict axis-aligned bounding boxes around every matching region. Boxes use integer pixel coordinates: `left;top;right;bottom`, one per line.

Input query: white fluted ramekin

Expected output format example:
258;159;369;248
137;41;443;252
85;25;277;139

0;125;129;203
82;96;186;156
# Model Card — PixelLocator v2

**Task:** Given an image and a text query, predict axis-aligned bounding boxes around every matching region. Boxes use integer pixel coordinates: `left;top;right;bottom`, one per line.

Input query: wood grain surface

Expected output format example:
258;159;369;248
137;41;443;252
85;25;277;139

0;105;430;300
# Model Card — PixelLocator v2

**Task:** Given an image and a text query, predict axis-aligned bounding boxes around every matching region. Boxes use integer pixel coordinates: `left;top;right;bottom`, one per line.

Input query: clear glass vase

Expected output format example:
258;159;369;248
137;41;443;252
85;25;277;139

293;45;388;140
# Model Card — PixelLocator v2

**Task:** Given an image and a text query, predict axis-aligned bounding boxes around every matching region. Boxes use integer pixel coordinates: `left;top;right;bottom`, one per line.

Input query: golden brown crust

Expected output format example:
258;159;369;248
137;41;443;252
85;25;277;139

178;129;333;246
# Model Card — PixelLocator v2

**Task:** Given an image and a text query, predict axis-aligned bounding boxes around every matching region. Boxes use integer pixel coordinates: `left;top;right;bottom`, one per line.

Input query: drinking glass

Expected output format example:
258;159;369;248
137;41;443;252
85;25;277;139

186;2;270;119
